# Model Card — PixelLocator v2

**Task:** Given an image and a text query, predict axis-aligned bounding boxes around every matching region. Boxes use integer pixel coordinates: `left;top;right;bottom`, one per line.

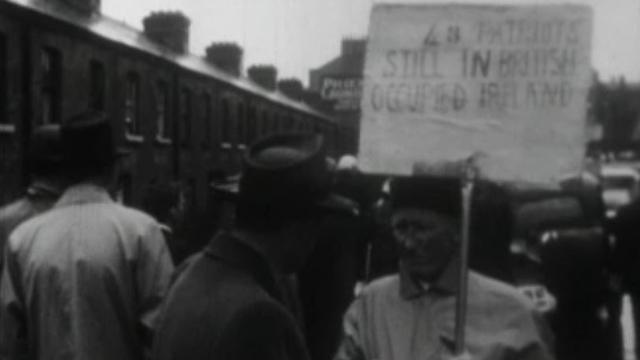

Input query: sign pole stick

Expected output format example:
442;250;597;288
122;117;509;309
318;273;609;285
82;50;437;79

454;159;476;355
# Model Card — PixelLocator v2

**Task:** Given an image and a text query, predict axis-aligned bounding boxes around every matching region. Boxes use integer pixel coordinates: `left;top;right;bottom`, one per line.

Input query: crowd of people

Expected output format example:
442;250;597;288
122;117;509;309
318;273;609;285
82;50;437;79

0;111;638;360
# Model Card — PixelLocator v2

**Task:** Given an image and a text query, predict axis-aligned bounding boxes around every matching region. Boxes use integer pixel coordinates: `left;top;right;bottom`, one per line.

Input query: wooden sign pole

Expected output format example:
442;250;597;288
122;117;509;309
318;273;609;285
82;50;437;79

454;160;476;355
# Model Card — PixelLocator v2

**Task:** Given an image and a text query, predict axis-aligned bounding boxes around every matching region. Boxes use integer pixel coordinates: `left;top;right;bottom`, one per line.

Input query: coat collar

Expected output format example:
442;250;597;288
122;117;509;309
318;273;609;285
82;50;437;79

204;230;285;303
55;183;113;208
399;257;460;299
27;180;61;199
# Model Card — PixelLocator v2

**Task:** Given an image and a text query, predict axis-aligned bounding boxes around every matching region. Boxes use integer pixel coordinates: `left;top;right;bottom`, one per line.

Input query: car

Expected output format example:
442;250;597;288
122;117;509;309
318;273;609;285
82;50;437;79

601;165;640;218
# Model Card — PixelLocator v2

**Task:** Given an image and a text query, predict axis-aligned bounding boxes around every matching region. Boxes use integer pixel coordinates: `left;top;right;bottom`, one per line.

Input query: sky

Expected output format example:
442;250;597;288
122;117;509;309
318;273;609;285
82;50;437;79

102;0;640;86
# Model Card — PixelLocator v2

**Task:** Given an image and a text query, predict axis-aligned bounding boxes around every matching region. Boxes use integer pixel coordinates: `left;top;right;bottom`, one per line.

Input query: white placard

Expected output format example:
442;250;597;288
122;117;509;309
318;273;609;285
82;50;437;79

358;3;593;183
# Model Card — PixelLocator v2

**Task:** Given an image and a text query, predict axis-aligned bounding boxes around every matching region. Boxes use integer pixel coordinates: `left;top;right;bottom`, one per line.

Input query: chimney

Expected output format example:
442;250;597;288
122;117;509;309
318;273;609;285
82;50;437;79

143;12;191;54
60;0;101;15
341;38;366;56
248;65;277;91
205;43;243;76
277;78;304;101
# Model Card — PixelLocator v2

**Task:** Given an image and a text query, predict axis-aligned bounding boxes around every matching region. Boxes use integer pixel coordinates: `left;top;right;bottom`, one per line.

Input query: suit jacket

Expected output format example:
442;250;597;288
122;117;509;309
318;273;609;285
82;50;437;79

152;231;310;360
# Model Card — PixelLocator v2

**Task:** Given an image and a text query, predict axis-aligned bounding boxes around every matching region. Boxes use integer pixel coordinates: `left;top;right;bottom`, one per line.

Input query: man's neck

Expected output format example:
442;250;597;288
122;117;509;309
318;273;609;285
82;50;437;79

399;257;461;299
232;228;284;273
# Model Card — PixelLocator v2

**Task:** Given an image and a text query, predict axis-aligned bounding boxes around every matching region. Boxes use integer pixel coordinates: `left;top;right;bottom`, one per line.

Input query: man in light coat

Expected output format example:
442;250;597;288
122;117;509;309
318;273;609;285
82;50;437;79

0;112;174;359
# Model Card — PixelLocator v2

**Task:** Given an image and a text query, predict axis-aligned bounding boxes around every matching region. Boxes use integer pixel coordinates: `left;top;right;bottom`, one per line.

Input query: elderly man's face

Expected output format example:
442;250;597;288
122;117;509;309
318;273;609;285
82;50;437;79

391;208;458;281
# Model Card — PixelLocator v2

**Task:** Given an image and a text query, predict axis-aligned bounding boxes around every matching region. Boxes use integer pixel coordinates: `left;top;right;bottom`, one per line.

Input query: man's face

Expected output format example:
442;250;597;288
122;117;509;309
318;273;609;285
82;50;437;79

391;208;458;281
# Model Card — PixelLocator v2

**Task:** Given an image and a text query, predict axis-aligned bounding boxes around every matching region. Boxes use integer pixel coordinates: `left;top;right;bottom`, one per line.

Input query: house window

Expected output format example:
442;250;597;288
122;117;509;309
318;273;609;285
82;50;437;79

284;115;294;131
237;103;245;145
247;105;257;144
156;82;170;140
272;114;280;133
261;110;269;136
124;73;140;135
180;88;192;144
221;98;231;144
0;34;6;125
202;93;212;146
89;60;105;111
40;47;61;125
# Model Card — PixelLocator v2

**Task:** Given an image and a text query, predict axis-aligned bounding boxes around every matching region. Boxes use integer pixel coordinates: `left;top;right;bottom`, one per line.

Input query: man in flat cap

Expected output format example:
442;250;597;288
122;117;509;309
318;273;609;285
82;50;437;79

152;133;349;360
0;112;174;359
0;124;64;264
334;176;554;360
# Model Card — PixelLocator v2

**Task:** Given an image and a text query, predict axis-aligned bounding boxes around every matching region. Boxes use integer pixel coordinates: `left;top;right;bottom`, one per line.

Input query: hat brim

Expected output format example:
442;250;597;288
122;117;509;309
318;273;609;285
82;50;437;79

315;193;359;216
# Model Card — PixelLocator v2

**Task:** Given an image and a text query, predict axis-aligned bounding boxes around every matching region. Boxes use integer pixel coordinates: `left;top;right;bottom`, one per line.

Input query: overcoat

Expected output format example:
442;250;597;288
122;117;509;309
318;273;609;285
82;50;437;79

152;231;310;360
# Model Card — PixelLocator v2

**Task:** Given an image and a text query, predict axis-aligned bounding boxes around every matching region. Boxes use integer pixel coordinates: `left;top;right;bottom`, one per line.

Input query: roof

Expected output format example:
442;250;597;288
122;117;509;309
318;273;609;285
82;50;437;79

312;52;364;76
2;0;333;123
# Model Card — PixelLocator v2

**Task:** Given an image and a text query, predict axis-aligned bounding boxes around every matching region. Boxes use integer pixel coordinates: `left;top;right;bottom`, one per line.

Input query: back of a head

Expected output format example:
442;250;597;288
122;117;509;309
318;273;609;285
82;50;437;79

61;111;122;183
29;124;63;178
236;132;332;231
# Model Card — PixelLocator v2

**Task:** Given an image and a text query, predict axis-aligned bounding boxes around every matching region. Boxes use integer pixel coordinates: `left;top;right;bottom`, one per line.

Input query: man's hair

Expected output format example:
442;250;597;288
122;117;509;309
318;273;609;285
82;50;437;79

28;124;63;179
31;159;62;179
65;161;115;185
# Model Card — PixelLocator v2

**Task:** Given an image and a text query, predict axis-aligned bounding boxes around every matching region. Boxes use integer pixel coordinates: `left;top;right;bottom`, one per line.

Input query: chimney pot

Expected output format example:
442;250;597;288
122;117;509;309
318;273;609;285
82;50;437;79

248;65;278;91
277;78;304;101
59;0;101;15
143;11;191;54
205;43;243;77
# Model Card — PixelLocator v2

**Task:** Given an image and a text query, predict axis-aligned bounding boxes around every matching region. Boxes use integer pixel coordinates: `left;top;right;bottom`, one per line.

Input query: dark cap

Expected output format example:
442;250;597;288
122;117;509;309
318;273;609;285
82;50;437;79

237;132;351;228
61;111;130;170
389;175;462;219
29;124;63;168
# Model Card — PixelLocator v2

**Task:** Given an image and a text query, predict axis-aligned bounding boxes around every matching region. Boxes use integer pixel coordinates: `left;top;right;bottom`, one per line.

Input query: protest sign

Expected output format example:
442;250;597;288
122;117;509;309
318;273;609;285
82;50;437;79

359;4;593;183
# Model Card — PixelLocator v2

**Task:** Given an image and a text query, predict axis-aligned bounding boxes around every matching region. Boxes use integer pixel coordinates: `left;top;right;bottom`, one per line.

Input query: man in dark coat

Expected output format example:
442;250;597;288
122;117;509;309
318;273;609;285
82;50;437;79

0;124;64;262
152;133;350;360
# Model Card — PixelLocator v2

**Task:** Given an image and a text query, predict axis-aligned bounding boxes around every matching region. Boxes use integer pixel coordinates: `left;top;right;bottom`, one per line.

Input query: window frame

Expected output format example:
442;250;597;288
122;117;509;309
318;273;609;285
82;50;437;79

40;47;62;125
202;92;212;147
220;97;232;147
89;59;105;111
124;72;141;137
179;87;192;145
237;102;246;147
155;81;171;142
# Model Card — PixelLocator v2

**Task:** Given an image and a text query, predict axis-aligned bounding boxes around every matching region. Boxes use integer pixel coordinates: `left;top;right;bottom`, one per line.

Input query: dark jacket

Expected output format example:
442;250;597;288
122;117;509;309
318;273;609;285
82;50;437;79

152;231;310;360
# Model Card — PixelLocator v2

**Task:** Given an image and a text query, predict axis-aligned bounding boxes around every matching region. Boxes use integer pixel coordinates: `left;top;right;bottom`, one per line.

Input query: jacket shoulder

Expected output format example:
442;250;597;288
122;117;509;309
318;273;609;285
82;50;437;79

358;274;400;301
112;203;158;225
7;203;57;241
